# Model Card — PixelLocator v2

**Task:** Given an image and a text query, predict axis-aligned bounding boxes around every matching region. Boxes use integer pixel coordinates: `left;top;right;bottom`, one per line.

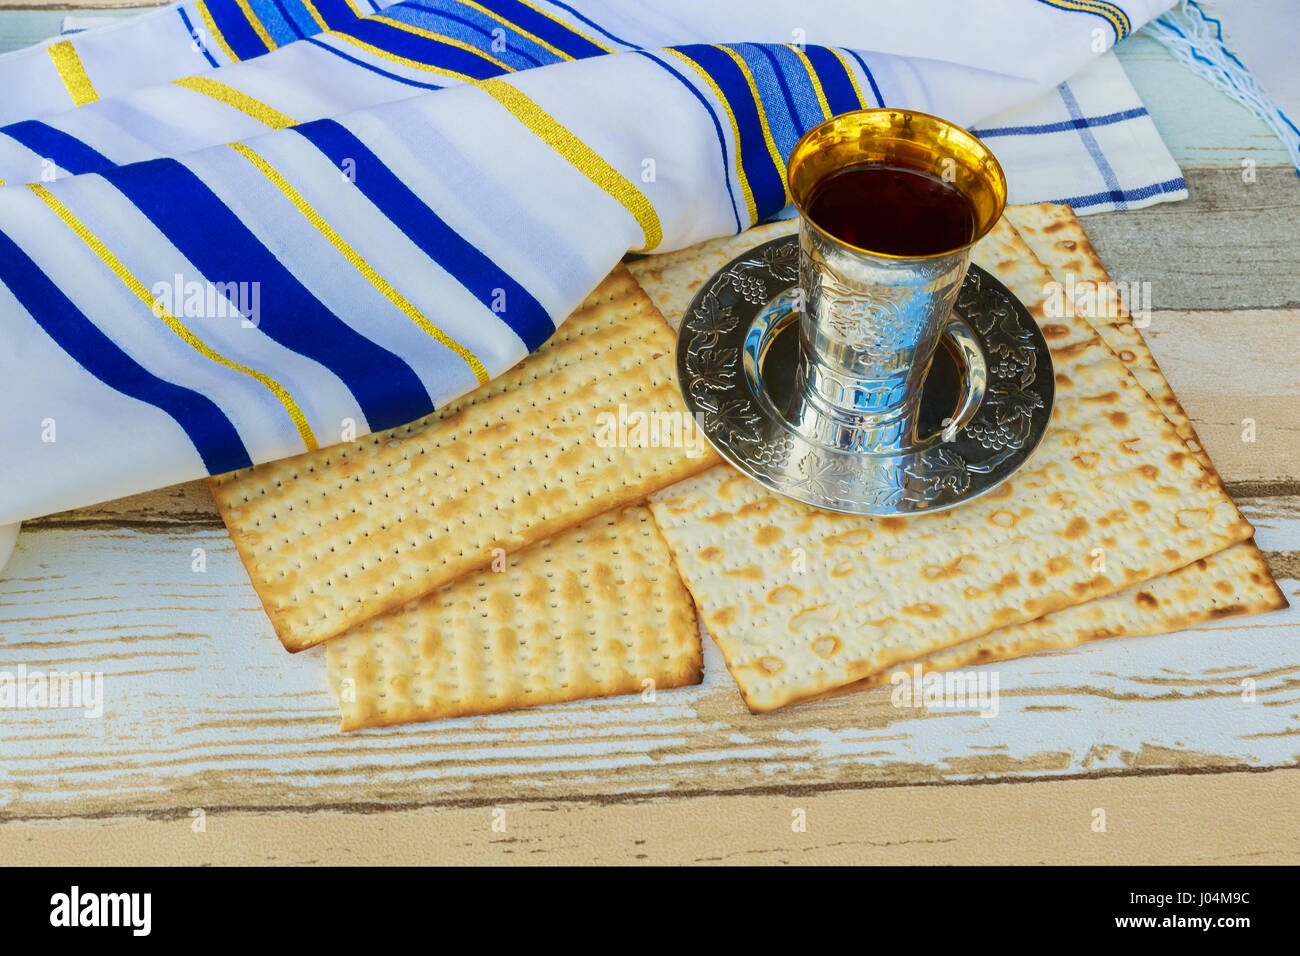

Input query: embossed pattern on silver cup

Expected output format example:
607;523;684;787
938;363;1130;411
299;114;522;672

786;221;973;452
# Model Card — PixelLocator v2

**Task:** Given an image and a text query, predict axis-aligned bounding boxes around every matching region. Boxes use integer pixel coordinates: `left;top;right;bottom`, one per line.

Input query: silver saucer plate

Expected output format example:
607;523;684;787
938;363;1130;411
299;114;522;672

675;235;1055;516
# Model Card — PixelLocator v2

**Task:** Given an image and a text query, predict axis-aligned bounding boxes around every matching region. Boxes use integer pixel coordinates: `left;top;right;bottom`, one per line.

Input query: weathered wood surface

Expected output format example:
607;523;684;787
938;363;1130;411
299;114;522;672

1141;310;1300;483
0;4;150;46
0;2;148;8
0;7;1296;861
1084;169;1300;312
1115;34;1295;170
3;768;1298;865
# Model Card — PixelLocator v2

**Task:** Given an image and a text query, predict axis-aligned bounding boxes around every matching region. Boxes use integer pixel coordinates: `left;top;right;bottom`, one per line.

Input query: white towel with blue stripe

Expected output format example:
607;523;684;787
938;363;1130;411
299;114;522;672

0;0;1184;525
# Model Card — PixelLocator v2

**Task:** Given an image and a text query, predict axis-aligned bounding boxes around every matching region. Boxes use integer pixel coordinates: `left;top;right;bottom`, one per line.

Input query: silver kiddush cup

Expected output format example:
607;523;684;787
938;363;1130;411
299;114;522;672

783;109;1007;453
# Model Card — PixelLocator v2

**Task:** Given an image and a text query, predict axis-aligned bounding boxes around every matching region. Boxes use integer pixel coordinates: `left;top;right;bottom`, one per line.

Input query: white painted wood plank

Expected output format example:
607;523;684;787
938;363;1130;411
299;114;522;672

0;499;1294;818
0;7;151;54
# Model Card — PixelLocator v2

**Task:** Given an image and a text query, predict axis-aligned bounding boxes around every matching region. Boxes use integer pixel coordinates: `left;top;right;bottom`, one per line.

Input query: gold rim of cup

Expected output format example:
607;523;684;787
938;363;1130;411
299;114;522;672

787;108;1008;259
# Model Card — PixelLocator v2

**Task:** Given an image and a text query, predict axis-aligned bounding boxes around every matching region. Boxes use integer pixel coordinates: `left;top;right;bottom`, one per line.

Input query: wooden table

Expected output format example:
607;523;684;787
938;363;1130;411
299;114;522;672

1;3;1297;865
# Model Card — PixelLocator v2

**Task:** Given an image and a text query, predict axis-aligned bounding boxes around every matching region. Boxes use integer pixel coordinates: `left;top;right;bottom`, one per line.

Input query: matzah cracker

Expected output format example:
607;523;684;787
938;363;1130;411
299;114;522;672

848;546;1285;691
631;209;1283;702
210;266;720;651
647;219;1254;712
843;205;1285;687
1006;202;1203;460
628;221;796;331
326;504;702;730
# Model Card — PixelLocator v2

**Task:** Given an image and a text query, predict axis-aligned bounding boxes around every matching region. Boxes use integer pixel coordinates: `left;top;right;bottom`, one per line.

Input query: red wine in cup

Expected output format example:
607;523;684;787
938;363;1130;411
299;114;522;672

805;162;977;257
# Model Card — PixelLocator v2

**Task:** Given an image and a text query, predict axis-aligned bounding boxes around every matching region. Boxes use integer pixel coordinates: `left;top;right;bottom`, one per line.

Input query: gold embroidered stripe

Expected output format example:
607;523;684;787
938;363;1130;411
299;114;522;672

1038;0;1128;39
194;0;242;63
827;47;869;108
514;0;614;53
714;44;788;204
28;183;318;450
234;0;278;52
663;48;758;227
47;41;98;106
787;45;831;119
371;15;515;72
227;142;490;384
172;76;298;129
476;77;662;250
459;0;573;61
301;0;329;30
326;31;480;83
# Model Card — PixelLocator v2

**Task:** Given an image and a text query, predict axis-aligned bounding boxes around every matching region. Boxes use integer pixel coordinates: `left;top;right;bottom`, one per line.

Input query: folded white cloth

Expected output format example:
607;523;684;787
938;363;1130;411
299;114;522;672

974;50;1187;211
0;0;1179;524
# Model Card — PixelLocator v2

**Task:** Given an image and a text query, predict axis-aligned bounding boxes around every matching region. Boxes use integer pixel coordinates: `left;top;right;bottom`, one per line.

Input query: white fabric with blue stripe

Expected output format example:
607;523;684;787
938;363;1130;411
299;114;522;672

0;0;1186;528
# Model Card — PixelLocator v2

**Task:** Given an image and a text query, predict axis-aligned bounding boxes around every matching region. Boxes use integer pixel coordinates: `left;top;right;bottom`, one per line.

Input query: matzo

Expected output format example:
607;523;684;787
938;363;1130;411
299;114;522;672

632;210;1282;701
647;218;1254;712
628;221;796;332
210;266;720;651
848;544;1286;691
842;204;1282;687
1007;202;1203;459
633;210;1284;688
326;504;702;730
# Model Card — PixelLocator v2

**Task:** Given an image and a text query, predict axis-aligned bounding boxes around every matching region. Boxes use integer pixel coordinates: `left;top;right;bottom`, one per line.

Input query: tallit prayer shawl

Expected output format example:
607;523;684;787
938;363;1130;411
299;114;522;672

0;0;1178;524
